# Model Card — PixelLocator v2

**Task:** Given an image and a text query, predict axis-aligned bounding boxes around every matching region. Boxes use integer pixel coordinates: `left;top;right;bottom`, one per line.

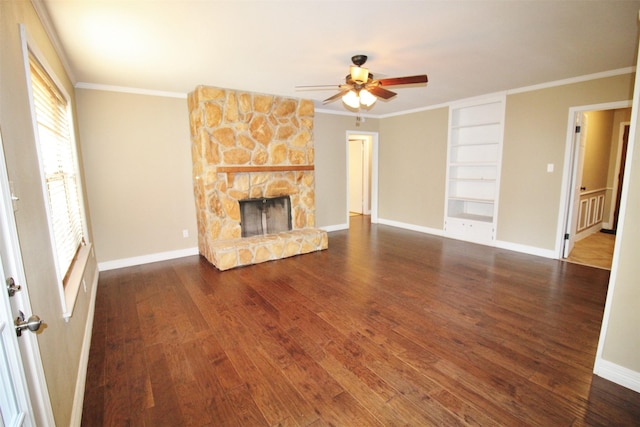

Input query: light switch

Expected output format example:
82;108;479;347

547;163;554;173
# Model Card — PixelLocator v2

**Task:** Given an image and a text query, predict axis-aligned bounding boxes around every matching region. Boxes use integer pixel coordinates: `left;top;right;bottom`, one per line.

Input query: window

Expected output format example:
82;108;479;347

23;31;92;319
29;53;85;282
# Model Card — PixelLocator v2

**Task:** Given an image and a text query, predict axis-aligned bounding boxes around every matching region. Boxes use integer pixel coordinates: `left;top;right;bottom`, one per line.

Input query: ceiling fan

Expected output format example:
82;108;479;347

297;54;428;109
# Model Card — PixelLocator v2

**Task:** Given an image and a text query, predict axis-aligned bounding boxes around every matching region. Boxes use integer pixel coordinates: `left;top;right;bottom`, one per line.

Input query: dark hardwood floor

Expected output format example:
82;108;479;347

82;216;640;426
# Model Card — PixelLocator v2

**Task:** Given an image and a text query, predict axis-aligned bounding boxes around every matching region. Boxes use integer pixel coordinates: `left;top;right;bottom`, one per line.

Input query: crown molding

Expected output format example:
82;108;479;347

75;82;187;99
75;67;635;114
30;0;76;84
340;67;638;119
507;67;636;96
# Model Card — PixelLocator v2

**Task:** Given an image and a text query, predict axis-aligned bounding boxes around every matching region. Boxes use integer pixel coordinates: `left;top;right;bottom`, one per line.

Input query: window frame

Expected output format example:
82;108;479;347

21;26;92;320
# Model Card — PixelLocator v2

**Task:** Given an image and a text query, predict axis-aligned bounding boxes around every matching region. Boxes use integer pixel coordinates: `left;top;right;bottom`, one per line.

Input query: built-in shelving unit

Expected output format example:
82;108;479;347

445;96;505;243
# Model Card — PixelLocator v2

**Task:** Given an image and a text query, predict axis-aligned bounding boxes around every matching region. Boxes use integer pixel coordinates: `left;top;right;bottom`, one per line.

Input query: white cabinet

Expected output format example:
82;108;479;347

445;97;505;243
444;217;495;243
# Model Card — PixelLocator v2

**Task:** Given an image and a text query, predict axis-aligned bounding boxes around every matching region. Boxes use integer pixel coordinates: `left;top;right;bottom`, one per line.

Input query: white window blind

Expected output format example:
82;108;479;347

29;53;84;286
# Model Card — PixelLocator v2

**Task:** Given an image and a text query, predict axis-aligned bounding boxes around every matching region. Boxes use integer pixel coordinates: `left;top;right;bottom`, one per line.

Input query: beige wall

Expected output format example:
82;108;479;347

499;74;634;249
583;110;614;191
600;99;640;372
597;38;640;381
76;89;197;264
378;108;449;228
314;113;379;227
0;1;98;425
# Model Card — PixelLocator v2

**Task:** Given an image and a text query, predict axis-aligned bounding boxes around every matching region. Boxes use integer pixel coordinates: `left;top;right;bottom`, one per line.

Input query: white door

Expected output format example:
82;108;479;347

0;128;36;426
0;255;35;427
564;113;587;257
349;139;364;214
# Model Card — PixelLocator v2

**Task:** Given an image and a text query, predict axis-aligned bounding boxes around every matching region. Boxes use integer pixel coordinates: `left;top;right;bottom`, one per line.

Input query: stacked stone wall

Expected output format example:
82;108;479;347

188;85;327;269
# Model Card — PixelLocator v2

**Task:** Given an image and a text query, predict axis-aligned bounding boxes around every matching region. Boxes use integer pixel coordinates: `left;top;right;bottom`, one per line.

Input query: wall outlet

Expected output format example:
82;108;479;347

182;229;189;238
547;163;554;173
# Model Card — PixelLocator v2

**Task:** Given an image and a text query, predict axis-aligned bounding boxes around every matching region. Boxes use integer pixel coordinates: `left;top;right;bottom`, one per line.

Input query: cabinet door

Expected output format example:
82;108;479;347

444;217;467;239
445;218;494;243
465;221;494;243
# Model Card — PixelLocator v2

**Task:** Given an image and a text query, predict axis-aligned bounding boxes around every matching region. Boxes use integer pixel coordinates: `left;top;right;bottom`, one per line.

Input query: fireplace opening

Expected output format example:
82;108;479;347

239;196;292;238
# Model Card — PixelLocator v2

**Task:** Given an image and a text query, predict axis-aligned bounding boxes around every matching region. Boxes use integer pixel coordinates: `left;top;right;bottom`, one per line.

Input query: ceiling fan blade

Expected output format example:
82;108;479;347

368;86;397;100
323;88;351;104
378;75;428;86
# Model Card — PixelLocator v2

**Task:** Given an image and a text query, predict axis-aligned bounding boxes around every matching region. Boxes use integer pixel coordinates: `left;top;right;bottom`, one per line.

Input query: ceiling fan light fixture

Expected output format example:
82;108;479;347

350;65;369;84
359;89;376;107
342;90;360;109
313;54;428;110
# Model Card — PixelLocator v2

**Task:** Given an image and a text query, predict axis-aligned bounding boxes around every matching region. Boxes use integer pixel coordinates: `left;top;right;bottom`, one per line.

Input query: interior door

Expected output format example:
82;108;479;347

564;113;587;258
0;255;34;427
0;128;36;426
612;124;630;231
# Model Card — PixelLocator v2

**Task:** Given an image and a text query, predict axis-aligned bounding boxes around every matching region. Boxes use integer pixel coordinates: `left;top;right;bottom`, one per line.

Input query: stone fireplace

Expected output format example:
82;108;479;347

188;86;328;270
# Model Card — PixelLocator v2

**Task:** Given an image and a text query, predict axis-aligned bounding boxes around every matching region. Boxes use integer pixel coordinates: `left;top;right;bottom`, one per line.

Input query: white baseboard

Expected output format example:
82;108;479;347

493;239;557;259
69;265;100;427
103;224;556;272
594;358;640;393
98;247;199;271
377;218;445;236
372;218;557;259
321;223;349;232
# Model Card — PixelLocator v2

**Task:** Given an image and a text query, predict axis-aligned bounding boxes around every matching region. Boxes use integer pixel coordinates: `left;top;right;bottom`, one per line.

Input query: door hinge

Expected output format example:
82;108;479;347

575;125;581;133
564;233;570;240
6;277;21;297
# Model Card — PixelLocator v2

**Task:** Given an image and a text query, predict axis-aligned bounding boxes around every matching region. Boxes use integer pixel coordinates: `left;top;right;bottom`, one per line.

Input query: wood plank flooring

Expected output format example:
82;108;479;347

82;216;640;426
566;231;616;270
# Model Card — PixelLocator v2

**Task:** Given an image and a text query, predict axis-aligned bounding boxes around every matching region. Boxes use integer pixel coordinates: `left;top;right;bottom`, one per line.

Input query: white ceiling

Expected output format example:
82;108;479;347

40;0;640;116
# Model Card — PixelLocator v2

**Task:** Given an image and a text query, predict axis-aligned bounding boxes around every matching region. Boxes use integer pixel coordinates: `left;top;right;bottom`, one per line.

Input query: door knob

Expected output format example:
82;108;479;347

15;311;43;337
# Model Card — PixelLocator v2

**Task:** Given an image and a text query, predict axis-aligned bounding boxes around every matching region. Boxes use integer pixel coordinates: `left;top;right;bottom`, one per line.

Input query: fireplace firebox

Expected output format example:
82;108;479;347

239;196;292;238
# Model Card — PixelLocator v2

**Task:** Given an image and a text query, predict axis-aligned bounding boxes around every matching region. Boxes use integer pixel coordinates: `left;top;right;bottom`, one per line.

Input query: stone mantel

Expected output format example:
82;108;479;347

216;165;315;173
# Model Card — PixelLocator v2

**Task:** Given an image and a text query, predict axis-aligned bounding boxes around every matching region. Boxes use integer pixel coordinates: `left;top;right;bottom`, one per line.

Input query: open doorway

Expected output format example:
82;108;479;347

348;135;371;216
562;104;631;269
346;131;378;226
